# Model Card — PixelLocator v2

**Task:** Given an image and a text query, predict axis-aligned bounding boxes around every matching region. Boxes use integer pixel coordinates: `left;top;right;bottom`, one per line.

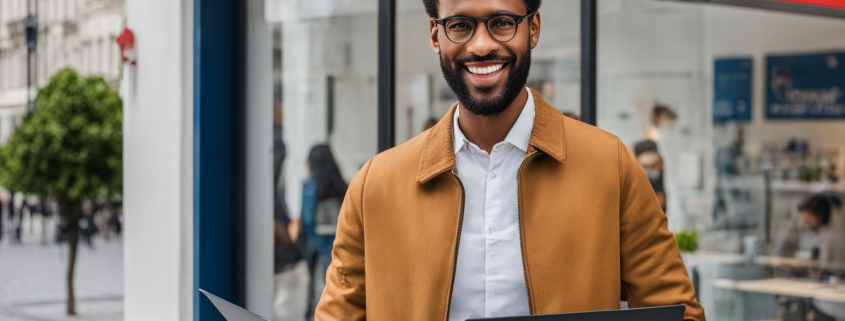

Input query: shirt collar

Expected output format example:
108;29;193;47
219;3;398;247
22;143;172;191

453;87;536;154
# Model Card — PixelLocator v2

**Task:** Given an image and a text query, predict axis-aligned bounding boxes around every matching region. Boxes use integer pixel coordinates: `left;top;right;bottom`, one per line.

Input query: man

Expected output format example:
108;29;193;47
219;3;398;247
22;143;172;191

634;140;667;213
316;0;705;320
795;193;844;321
646;104;677;143
797;193;845;271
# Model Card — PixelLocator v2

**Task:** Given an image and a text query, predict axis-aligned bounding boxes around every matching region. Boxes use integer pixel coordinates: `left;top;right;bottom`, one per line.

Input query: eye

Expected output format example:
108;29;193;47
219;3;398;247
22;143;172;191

448;21;471;30
492;19;515;29
495;20;513;27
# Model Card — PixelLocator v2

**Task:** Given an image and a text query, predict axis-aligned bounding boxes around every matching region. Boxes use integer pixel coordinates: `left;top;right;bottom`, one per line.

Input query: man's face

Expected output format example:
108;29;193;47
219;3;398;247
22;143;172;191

637;151;663;180
429;0;541;116
799;210;823;231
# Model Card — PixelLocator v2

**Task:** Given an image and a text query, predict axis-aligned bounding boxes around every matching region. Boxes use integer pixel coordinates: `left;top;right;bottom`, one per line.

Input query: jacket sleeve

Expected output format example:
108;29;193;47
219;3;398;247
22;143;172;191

314;158;372;321
617;140;706;321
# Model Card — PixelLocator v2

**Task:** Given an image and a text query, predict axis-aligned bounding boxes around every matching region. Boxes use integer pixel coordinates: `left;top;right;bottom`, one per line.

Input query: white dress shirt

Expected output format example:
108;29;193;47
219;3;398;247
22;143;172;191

448;87;535;320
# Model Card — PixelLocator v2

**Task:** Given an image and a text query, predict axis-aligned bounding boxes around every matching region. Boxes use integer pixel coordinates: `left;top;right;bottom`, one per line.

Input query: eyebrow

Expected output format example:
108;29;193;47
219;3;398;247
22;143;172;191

443;9;521;18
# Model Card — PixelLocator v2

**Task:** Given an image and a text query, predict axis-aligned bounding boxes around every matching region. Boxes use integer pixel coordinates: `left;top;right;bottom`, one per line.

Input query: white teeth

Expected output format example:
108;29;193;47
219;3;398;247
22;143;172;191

468;64;503;75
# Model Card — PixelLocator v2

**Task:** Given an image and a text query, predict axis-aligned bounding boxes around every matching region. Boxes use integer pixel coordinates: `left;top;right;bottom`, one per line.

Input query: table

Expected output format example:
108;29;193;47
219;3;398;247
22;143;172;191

713;278;845;304
681;251;818;269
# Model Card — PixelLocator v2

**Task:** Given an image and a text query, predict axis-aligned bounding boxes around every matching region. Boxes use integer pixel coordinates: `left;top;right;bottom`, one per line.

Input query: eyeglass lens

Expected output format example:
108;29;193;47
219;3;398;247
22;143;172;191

445;15;519;44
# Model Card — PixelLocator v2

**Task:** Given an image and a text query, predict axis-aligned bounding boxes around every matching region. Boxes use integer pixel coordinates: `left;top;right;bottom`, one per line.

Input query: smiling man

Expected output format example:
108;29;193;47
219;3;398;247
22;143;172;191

315;0;705;320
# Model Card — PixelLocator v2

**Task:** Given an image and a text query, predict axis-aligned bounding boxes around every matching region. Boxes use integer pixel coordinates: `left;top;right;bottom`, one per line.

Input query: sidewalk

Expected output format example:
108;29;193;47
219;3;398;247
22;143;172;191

0;215;123;321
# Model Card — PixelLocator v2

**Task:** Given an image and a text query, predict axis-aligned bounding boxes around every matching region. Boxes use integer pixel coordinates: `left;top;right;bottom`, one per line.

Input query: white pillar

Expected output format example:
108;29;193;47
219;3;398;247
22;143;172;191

245;0;274;317
122;0;193;320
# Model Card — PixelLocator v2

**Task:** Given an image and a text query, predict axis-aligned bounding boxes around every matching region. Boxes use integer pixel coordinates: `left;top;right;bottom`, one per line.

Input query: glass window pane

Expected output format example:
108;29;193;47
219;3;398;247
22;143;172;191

598;0;845;318
261;1;378;319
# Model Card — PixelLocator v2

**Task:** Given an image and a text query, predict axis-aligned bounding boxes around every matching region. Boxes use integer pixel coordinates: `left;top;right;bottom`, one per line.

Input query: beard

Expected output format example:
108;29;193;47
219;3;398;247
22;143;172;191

439;49;531;116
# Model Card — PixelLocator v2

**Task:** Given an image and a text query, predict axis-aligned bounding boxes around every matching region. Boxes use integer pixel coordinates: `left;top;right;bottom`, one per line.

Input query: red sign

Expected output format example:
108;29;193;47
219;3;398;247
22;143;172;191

115;28;137;65
774;0;845;9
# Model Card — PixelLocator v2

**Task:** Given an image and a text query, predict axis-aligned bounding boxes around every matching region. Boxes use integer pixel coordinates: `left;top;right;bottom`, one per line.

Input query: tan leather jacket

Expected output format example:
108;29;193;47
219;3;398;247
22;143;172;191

316;90;705;321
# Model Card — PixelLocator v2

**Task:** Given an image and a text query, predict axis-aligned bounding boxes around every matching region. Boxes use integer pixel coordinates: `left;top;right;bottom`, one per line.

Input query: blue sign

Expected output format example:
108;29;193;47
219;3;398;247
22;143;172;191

714;58;753;124
767;52;845;119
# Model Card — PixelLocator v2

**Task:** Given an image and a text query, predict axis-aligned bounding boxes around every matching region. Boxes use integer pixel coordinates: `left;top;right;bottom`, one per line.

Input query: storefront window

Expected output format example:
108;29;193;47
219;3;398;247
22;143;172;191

598;0;845;319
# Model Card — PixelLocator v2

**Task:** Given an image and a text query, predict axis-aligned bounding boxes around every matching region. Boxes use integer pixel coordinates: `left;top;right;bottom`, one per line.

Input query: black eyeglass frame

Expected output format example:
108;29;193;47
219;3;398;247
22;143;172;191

434;11;537;44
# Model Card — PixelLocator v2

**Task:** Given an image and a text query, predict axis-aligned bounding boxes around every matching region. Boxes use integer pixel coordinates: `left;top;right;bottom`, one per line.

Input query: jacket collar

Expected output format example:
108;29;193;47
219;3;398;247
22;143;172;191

417;88;567;184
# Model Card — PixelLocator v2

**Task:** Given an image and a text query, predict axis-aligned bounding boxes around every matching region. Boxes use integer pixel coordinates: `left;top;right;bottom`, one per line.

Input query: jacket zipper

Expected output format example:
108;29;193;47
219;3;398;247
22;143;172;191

444;151;539;320
517;151;540;315
445;169;466;321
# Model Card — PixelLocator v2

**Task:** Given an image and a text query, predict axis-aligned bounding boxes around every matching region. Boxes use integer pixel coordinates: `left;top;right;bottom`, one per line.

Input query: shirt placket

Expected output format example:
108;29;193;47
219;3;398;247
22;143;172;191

484;145;505;318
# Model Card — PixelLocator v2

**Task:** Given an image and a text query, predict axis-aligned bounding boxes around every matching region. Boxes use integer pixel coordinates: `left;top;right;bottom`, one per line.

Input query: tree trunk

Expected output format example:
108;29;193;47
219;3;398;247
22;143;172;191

60;199;81;316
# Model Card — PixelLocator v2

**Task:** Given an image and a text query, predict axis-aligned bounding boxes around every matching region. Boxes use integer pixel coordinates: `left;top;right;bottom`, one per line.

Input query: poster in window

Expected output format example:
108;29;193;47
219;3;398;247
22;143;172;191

714;58;753;124
767;52;845;119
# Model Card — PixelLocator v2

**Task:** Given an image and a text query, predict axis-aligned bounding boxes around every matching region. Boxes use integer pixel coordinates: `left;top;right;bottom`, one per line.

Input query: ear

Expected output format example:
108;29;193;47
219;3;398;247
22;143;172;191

429;18;441;54
529;11;541;49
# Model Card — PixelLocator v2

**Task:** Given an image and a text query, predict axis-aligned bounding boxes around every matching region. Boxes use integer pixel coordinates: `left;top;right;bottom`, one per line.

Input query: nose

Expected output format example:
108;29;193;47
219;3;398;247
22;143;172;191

465;21;499;57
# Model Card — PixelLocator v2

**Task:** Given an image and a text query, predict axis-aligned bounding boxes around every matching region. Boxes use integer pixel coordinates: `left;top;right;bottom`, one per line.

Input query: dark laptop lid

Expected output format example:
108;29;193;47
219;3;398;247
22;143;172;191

467;304;685;321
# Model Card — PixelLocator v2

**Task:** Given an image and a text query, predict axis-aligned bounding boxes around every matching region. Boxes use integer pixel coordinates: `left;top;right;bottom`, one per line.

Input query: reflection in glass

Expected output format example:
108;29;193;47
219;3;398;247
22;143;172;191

598;0;845;319
266;0;377;319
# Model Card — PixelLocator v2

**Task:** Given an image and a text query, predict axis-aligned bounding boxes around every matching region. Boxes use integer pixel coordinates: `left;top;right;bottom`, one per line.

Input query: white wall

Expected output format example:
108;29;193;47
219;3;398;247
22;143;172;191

122;0;193;320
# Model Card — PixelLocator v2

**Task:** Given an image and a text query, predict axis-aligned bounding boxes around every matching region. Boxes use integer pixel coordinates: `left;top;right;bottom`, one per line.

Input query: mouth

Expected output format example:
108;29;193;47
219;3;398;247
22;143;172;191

462;61;508;78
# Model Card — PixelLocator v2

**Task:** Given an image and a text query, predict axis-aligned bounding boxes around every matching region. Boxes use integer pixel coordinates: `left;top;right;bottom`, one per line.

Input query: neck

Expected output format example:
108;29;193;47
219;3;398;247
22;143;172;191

457;88;528;153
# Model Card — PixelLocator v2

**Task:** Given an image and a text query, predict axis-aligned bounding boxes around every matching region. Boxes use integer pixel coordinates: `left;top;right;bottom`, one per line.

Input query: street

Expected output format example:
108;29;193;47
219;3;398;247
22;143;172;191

0;215;123;321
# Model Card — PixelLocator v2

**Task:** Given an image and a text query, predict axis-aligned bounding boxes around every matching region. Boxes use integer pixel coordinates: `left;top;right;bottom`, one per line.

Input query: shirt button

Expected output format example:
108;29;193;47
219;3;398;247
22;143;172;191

489;172;497;179
491;312;498;317
487;228;493;235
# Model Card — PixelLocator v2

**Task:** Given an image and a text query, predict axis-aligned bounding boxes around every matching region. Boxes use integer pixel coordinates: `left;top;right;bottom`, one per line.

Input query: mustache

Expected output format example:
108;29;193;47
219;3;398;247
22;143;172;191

453;53;517;66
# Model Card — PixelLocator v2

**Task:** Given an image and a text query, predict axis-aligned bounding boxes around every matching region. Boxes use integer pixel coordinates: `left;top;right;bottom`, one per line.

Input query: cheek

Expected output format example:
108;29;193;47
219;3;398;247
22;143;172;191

439;41;462;60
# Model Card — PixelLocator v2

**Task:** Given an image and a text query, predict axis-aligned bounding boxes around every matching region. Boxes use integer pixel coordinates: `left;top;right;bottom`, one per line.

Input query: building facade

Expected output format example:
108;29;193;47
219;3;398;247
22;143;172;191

0;0;124;145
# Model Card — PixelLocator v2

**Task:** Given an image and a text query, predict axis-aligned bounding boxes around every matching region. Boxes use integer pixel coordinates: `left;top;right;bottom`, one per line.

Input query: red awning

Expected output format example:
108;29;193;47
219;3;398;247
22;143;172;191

774;0;845;10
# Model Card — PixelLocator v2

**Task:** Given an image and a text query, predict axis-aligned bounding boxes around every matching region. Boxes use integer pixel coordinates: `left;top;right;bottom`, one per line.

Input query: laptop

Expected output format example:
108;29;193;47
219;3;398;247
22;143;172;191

199;289;272;321
467;304;685;321
201;289;683;321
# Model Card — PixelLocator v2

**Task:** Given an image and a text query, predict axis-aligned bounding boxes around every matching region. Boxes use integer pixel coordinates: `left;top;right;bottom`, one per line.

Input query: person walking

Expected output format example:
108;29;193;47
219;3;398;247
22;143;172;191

272;125;308;321
300;145;346;318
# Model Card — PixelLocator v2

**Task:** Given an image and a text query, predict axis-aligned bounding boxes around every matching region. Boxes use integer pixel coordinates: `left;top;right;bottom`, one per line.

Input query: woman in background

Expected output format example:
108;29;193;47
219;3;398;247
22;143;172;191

301;144;347;318
797;193;844;321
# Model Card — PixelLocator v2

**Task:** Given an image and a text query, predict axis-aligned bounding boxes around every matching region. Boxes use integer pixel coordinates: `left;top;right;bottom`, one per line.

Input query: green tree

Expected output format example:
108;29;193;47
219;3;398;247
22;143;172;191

0;68;122;315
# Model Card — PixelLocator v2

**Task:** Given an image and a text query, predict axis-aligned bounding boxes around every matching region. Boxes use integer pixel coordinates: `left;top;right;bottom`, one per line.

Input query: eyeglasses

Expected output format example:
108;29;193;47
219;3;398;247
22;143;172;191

434;12;536;45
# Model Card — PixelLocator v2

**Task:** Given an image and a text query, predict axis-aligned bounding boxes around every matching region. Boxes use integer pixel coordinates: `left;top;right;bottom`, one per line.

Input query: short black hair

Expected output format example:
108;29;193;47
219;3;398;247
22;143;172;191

798;193;843;226
634;140;660;158
422;0;542;18
652;104;677;125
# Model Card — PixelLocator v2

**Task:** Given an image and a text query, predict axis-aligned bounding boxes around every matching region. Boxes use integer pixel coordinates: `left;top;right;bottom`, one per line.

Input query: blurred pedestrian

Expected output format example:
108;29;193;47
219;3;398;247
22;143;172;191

9;190;22;243
39;197;54;245
272;125;307;321
107;202;123;241
634;140;667;213
0;191;5;242
646;104;677;143
300;144;347;318
79;200;98;248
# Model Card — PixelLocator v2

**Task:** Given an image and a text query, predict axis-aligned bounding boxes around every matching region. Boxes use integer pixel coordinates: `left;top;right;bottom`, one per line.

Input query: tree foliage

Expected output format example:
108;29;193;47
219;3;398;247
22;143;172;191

0;68;122;201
